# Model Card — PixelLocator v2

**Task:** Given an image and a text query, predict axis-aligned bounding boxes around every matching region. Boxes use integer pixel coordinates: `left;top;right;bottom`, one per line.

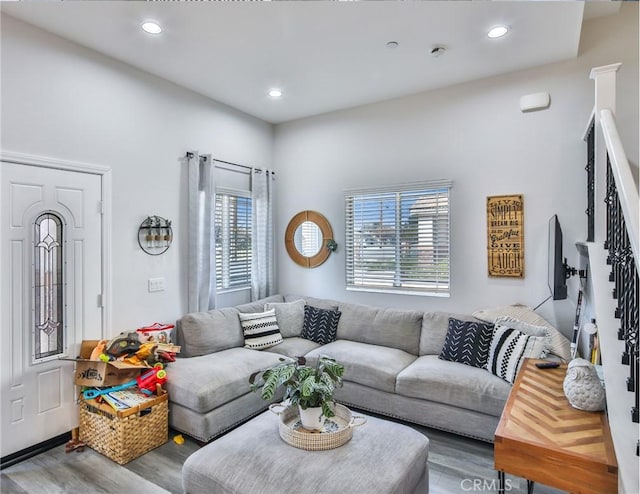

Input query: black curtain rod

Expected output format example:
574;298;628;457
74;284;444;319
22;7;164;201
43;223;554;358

214;158;252;171
185;152;273;175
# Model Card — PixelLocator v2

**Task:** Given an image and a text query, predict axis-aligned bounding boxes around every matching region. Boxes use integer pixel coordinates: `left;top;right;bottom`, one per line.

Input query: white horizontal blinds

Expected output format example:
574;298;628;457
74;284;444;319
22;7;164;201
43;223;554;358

215;188;252;291
345;180;451;294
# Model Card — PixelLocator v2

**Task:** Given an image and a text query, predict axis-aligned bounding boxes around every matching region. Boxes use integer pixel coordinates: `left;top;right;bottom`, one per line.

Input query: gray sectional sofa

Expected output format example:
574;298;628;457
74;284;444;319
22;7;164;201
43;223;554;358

166;294;560;444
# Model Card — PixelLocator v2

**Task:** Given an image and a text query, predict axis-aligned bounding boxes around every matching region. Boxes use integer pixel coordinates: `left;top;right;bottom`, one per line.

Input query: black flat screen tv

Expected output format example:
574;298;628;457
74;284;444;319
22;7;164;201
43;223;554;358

548;214;568;300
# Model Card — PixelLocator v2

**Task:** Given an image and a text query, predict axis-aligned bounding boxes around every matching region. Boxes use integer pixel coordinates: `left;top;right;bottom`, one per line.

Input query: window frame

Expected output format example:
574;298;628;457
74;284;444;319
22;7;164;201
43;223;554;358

344;180;452;297
214;187;253;293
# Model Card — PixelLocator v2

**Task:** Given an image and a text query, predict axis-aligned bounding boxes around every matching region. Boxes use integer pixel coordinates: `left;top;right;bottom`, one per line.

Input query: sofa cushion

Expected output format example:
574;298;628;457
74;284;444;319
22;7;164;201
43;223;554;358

301;305;341;345
495;316;550;338
472;304;571;361
439;318;494;369
419;312;479;356
396;355;512;417
336;302;422;354
305;340;416;393
165;347;285;413
486;326;549;384
263;337;322;358
235;295;284;314
264;299;305;338
284;294;339;310
239;309;283;350
179;307;244;357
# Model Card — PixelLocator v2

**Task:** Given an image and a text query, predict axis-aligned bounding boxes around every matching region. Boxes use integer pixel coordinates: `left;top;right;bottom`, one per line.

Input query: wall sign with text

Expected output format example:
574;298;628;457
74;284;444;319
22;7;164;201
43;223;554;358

487;194;524;278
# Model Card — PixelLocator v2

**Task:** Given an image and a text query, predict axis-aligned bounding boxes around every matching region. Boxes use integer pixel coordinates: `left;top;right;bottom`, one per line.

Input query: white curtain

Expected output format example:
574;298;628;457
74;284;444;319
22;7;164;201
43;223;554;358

187;151;216;312
251;168;275;300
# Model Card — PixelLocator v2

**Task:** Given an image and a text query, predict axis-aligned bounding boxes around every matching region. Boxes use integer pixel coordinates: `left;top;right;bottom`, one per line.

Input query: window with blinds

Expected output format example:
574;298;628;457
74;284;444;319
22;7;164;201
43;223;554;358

345;181;451;296
215;189;252;291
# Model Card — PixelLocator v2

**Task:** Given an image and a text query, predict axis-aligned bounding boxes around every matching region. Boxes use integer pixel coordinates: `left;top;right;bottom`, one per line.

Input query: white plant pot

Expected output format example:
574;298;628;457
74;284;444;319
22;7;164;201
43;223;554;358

298;405;324;431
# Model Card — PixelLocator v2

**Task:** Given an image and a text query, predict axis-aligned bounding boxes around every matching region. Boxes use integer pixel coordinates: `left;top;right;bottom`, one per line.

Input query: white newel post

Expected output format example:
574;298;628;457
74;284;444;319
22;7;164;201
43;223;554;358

589;63;621;244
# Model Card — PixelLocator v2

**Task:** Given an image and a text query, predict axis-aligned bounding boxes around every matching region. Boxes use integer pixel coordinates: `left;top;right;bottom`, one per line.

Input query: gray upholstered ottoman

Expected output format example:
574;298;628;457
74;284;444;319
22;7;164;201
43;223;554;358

182;410;429;494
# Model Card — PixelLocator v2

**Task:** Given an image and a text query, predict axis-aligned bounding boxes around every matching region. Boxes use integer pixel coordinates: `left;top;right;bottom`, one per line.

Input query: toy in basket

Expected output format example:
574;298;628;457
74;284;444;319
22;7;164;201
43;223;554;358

269;403;366;451
137;322;175;344
82;367;167;400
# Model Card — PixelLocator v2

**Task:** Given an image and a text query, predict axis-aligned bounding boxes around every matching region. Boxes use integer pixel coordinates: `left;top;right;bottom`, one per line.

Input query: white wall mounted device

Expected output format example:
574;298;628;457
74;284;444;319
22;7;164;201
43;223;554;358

519;92;551;112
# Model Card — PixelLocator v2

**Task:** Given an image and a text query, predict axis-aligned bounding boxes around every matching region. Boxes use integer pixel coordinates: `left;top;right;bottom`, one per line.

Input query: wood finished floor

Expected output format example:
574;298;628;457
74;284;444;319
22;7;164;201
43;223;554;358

1;415;565;494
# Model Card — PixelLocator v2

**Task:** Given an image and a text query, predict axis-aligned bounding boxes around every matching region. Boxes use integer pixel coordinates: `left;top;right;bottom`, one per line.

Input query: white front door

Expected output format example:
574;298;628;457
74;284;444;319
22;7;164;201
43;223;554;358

1;161;104;457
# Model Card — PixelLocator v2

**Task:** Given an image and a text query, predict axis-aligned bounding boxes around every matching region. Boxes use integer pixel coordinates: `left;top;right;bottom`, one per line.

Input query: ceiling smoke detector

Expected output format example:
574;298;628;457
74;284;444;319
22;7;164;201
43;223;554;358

430;46;446;58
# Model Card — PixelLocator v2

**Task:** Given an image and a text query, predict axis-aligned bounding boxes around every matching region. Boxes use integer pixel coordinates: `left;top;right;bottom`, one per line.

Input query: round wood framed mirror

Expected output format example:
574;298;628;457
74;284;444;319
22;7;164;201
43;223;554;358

285;210;335;268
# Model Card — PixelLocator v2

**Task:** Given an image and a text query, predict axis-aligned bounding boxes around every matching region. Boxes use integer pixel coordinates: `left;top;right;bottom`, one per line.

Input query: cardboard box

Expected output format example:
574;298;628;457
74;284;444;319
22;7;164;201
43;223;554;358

71;340;148;387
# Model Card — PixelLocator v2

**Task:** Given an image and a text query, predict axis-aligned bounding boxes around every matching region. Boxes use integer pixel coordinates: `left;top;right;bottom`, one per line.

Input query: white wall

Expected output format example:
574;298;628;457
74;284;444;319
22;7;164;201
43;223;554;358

273;4;639;339
2;6;637;339
1;14;273;334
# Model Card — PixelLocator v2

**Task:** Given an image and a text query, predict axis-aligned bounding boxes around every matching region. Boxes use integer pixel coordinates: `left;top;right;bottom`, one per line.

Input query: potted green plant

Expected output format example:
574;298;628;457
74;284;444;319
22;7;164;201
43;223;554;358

249;355;344;431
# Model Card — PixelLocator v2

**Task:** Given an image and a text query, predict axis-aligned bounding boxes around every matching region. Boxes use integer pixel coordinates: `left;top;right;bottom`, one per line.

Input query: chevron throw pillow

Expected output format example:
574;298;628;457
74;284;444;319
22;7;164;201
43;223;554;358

438;318;494;368
486;326;550;384
300;305;341;345
239;309;283;350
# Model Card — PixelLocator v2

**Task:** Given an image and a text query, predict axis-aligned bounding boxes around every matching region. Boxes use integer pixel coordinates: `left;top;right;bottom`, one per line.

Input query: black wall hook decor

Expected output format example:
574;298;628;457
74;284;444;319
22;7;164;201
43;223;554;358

138;216;173;255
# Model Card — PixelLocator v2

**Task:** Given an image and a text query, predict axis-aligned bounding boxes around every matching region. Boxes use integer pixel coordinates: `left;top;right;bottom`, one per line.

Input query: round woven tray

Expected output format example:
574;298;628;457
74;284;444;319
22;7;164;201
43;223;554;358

269;403;366;451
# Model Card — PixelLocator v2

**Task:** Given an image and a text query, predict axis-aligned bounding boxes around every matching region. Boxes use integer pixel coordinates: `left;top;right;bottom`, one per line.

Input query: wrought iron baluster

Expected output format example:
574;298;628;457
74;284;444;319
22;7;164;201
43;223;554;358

604;156;614;253
604;158;639;427
586;121;595;242
628;260;639;423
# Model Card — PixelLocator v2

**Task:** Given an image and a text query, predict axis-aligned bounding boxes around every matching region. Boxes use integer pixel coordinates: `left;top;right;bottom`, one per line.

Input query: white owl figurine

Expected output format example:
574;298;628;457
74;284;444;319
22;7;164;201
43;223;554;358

563;358;606;411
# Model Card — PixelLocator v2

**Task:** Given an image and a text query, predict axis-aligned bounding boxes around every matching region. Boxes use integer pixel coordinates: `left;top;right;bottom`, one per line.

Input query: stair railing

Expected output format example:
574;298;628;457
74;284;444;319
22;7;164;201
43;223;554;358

585;63;639;493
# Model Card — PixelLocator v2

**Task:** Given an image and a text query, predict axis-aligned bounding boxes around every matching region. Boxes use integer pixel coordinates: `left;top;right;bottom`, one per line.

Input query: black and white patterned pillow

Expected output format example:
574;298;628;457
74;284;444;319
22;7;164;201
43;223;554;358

438;318;494;368
486;326;549;383
239;309;283;350
300;305;341;345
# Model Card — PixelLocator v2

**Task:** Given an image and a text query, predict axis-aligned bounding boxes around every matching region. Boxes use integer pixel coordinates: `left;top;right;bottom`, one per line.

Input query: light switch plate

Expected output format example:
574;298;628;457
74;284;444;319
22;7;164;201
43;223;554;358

148;277;165;292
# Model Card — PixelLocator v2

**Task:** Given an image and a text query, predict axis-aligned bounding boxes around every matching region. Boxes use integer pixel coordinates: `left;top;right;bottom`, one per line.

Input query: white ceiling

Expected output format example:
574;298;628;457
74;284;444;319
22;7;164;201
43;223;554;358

1;1;621;124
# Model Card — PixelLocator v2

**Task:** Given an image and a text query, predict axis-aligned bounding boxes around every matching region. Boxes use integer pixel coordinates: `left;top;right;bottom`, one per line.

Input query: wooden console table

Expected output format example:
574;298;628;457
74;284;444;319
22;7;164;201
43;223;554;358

494;358;617;494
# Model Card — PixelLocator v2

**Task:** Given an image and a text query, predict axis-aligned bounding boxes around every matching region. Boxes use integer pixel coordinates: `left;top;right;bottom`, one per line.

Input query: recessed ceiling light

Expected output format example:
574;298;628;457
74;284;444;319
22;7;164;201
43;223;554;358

487;25;509;39
268;88;283;98
141;22;162;35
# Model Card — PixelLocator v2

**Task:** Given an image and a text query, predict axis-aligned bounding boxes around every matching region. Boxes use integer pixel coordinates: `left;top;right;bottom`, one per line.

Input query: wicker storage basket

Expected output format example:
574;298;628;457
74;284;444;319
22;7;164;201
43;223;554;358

270;403;366;451
79;391;168;465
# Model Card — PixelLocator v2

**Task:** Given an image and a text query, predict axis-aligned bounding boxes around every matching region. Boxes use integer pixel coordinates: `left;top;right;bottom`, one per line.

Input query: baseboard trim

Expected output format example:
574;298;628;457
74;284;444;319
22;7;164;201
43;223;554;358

1;432;71;470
